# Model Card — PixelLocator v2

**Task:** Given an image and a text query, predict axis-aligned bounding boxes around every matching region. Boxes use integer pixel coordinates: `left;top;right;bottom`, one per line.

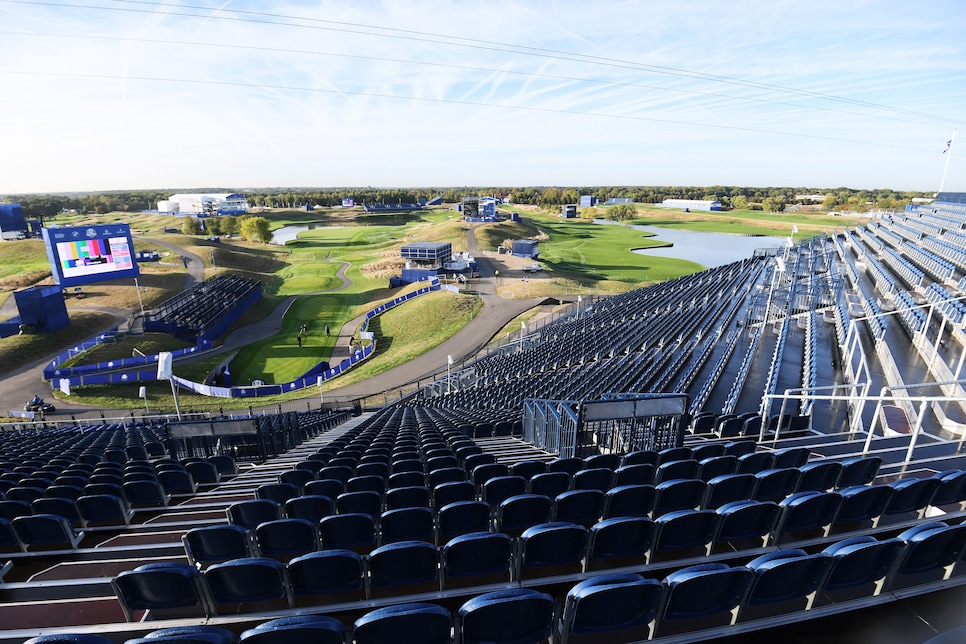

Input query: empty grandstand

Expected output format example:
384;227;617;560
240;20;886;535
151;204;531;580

143;275;261;341
6;194;966;642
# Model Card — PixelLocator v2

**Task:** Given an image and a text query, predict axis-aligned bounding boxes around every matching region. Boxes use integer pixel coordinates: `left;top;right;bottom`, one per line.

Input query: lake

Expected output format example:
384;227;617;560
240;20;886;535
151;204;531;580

597;221;786;267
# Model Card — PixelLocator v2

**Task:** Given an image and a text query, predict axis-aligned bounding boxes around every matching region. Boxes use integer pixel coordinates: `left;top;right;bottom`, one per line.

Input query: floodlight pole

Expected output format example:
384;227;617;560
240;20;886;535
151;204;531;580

940;129;957;193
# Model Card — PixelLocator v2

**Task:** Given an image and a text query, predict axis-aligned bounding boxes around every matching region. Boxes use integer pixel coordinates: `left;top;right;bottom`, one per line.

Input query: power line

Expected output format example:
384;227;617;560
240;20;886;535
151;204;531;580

4;0;960;127
0;29;950;132
0;69;935;154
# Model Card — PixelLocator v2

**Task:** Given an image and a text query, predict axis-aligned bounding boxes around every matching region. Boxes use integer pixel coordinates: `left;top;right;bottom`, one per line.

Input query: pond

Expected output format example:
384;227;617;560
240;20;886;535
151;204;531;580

597;220;786;268
271;224;345;245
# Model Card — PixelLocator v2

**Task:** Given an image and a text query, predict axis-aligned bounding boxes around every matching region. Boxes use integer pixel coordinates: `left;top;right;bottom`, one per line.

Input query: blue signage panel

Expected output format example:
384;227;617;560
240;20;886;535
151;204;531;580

42;224;140;287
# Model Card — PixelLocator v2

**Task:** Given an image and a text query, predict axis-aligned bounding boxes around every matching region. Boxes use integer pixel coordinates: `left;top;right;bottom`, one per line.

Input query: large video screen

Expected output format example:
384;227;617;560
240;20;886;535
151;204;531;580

43;224;140;287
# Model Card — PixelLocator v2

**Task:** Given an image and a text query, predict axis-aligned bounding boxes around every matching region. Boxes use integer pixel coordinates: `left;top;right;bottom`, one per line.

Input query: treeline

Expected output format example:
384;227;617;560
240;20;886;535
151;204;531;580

6;185;932;218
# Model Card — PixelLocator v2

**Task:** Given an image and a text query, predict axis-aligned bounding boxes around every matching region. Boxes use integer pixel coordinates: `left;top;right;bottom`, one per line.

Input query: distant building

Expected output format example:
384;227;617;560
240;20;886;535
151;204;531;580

159;193;249;215
462;197;498;221
399;241;453;284
795;194;827;202
579;195;597;208
0;204;28;240
604;197;634;205
511;240;539;259
561;204;577;218
656;198;722;212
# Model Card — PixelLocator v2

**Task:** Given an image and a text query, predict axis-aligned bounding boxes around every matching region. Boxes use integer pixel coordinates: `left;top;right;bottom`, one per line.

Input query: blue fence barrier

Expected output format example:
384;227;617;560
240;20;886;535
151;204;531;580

51;279;440;398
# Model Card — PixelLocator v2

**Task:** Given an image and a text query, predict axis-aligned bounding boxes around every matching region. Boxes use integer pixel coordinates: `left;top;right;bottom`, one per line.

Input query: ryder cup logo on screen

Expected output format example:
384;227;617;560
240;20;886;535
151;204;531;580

86;228;98;238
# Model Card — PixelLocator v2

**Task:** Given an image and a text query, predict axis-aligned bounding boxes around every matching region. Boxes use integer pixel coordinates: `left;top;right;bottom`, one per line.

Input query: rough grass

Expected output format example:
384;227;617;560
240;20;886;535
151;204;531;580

0;311;120;378
322;290;483;388
57;333;194;368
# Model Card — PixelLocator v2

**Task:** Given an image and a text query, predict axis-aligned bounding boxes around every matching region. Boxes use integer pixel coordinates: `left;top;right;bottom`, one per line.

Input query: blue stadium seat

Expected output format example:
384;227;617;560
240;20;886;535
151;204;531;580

552;489;605;527
284;494;335;523
304;479;345;499
833;485;893;530
319;512;376;552
835;456;881;488
442;531;514;588
653;509;719;561
286;549;365;604
497;494;552;537
702;473;757;509
386;485;431;510
697;455;738;482
774;491;843;543
714;500;782;552
354;603;452;644
182;525;252;568
572;468;615;492
141;625;237;644
586;516;656;571
484;476;528;509
113;562;212;622
614;463;655;486
241;615;346;644
367;540;440;598
432;481;476;509
930;469;966;510
890;522;966;590
658;563;754;636
11;513;84;549
438;500;491;540
560;573;665;644
226;499;281;530
796;461;843;493
740;549;834;621
548;457;584;476
510;460;548;479
518;521;588;580
882;477;941;522
256;483;299;505
754;468;802;503
736;452;776;475
203;557;291;613
620;451;659;467
602;484;655;519
529;471;572;498
655;459;699;484
122;480;170;508
380;506;435;544
24;635;114;644
336;490;383;519
820;536;906;603
653;478;706;517
458;588;555;644
253;518;318;558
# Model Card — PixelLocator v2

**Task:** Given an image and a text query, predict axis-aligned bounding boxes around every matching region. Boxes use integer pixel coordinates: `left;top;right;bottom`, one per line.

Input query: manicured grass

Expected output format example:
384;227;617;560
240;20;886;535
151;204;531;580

228;294;347;386
526;214;705;285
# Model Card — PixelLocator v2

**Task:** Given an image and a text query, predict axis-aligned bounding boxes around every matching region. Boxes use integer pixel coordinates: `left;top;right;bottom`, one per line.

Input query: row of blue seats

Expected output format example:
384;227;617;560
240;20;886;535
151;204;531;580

188;482;966;591
101;518;966;641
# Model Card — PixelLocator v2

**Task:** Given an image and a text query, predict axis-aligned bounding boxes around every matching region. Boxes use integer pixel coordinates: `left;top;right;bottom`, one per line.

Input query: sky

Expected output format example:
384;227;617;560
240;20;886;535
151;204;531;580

1;0;965;195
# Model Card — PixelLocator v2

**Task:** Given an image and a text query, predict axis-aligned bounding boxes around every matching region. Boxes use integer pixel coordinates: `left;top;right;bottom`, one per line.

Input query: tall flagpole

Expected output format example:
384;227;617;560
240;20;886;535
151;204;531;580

939;130;956;194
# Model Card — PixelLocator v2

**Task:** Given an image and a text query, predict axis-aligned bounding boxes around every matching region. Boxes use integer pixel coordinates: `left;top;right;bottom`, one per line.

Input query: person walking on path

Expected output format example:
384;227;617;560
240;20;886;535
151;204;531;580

325;325;330;337
300;323;307;335
297;335;303;348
